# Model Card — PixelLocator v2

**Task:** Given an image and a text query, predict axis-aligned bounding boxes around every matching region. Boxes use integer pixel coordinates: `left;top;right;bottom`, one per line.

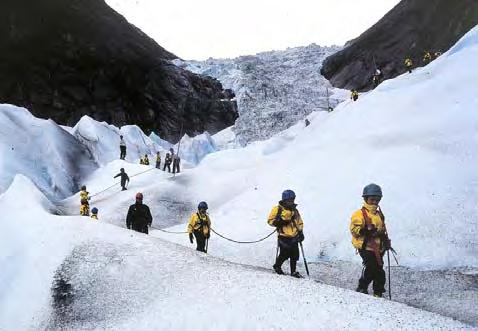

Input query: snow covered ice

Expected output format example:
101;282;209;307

1;24;478;331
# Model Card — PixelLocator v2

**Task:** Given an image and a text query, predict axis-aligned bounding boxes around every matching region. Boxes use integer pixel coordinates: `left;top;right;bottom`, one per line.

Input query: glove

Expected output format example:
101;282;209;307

359;226;377;236
189;233;194;244
273;218;288;227
298;231;304;242
382;237;392;250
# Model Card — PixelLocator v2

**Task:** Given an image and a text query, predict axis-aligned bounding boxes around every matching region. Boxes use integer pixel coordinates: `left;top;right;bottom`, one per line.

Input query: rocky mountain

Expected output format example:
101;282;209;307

321;0;478;91
0;0;237;142
175;44;346;145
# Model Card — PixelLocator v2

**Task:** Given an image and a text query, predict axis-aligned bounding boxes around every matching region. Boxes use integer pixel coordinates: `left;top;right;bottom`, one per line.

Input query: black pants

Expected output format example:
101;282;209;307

121;180;127;191
172;161;180;174
352;95;358;101
156;161;161;169
274;237;300;273
194;231;207;253
120;146;126;160
163;162;171;172
358;249;385;294
132;224;148;234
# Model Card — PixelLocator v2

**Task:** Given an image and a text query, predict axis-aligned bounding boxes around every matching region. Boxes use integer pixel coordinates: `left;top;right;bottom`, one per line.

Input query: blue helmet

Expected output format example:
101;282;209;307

198;201;208;210
362;184;383;197
91;207;98;214
282;189;296;201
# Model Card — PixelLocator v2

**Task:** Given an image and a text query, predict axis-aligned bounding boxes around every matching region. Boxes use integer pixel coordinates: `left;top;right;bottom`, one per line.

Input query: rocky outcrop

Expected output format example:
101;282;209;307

321;0;478;91
0;0;237;142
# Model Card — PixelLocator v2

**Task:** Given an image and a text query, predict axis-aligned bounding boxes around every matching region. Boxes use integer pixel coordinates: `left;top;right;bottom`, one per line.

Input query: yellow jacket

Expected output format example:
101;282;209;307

80;190;89;201
80;204;89;216
267;205;304;238
91;214;98;220
350;203;385;250
404;58;413;67
156;154;161;162
187;212;211;236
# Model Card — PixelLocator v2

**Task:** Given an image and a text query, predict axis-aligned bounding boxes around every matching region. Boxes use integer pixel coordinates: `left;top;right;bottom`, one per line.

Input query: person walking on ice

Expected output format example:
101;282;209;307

126;192;153;234
90;207;99;220
79;185;90;216
267;190;305;278
350;183;391;298
155;152;161;169
114;168;130;191
119;135;127;160
187;201;211;253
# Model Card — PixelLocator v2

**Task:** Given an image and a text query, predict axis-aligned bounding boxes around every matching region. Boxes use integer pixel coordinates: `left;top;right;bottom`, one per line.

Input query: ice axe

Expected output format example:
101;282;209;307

299;242;310;277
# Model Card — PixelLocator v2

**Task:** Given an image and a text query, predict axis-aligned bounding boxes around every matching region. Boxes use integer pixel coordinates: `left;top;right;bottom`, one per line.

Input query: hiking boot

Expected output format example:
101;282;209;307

291;271;303;278
356;286;368;294
273;265;284;275
373;292;383;298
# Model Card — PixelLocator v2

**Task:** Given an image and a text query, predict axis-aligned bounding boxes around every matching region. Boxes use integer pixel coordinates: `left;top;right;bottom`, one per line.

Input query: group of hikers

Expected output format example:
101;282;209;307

103;182;392;298
81;132;392;298
351;50;442;101
120;135;181;174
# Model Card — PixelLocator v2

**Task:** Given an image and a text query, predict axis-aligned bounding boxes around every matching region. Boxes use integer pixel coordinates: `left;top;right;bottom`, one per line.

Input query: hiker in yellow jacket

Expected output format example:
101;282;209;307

350;183;391;297
79;185;90;216
404;57;413;73
268;190;304;278
351;89;359;101
90;207;99;220
187;201;211;253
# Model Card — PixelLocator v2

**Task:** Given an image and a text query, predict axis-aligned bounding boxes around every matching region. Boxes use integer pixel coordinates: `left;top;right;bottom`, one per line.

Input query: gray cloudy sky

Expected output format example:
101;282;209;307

107;0;400;60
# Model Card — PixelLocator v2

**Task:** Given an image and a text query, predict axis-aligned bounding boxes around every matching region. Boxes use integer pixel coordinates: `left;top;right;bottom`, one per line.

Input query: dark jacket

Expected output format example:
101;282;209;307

126;203;153;229
114;172;130;185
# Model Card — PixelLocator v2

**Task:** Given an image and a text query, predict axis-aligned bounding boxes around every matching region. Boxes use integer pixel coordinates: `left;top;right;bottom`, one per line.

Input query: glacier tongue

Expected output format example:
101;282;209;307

174;44;347;145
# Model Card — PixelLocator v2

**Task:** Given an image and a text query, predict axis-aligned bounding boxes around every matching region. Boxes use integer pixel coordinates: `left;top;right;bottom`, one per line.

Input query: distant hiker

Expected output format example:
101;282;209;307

126;192;153;234
172;154;181;174
155;152;161;169
434;51;442;59
351;90;359;102
143;154;150;165
350;184;392;298
114;168;130;191
163;153;172;172
372;68;382;88
187;201;211;253
91;207;99;220
267;190;304;278
140;158;144;165
423;51;432;64
404;57;413;73
119;135;127;160
305;118;310;127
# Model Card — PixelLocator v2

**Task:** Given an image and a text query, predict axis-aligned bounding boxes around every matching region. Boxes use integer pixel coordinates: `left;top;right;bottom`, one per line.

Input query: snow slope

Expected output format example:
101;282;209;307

0;176;471;330
174;44;348;144
155;26;478;271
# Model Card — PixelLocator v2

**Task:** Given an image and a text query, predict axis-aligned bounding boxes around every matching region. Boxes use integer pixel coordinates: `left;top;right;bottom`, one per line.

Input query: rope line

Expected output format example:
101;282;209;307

210;228;276;244
90;167;156;198
151;226;188;234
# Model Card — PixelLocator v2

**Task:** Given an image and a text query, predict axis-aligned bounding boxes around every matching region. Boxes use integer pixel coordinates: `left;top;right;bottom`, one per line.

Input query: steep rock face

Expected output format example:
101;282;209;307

0;0;237;142
321;0;478;91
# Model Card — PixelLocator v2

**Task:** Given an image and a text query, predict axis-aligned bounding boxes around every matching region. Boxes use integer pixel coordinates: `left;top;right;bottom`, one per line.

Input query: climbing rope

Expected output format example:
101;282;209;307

151;225;276;244
151;226;188;234
210;228;276;244
90;167;156;198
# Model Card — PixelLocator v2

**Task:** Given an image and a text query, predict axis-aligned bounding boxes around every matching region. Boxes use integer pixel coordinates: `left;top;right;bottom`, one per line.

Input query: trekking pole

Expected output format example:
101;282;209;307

387;250;392;300
299;242;310;277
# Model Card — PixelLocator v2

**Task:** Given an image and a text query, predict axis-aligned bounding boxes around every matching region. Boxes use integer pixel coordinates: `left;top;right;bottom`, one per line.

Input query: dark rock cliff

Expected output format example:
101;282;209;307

321;0;478;91
0;0;237;142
